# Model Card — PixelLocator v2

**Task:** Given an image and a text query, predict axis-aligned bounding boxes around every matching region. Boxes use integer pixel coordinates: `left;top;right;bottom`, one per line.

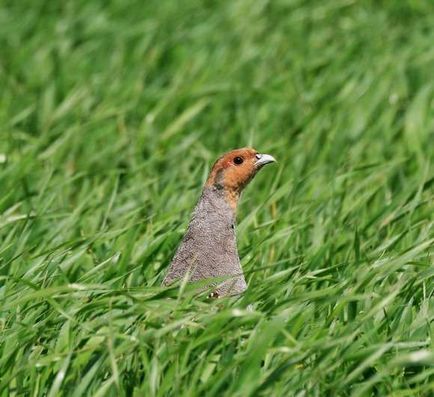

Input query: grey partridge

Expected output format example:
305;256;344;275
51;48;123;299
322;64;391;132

163;148;276;297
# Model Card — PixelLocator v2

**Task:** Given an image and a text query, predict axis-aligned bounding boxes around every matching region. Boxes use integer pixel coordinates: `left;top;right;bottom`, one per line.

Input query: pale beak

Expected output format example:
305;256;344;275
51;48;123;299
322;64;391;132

255;153;276;167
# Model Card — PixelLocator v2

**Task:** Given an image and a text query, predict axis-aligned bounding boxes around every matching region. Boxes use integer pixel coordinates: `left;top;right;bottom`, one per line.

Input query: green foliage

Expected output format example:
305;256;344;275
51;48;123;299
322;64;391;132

1;0;433;395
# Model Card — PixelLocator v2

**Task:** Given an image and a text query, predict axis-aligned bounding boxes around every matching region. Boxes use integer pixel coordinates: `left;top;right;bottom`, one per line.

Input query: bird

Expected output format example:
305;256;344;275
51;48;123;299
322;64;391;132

163;148;276;297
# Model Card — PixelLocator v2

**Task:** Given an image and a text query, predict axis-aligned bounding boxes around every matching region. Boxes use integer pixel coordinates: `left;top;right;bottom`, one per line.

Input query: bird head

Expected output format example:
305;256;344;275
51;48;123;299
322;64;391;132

206;148;276;208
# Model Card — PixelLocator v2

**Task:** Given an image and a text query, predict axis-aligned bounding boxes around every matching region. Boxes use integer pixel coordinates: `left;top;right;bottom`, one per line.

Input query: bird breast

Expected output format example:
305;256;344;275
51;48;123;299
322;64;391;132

163;187;247;295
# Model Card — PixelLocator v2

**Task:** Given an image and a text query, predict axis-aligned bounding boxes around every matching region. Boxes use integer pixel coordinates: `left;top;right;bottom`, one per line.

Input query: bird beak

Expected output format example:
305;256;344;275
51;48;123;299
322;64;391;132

255;153;276;167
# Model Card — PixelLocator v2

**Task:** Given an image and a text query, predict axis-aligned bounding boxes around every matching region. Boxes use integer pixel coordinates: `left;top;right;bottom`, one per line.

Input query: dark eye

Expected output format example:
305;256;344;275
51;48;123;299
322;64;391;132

233;156;244;165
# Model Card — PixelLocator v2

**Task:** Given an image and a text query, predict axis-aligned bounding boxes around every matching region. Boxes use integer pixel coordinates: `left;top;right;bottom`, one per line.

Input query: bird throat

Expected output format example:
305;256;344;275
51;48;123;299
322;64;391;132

207;169;242;210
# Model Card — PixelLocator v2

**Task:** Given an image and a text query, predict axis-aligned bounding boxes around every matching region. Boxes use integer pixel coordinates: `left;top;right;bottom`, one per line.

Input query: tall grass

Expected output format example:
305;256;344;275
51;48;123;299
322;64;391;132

0;0;433;395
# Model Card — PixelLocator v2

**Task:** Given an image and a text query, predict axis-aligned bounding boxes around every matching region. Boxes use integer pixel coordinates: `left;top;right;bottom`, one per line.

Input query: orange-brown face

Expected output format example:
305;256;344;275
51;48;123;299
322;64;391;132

206;148;276;208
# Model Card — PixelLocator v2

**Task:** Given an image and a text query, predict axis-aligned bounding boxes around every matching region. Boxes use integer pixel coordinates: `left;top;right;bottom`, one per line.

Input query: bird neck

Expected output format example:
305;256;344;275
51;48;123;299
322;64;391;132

205;172;241;210
197;186;238;222
203;183;240;211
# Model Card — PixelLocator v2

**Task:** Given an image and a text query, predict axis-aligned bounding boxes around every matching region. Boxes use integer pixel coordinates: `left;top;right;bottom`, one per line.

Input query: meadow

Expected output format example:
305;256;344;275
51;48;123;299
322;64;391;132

0;0;433;395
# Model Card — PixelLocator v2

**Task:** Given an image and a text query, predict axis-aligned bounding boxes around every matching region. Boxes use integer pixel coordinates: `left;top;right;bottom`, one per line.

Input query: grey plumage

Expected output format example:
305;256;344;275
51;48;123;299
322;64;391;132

163;186;247;296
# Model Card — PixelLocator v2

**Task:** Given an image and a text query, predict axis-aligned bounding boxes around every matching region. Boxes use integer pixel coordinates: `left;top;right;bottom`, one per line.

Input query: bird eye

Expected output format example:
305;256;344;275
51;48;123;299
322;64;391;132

233;156;244;165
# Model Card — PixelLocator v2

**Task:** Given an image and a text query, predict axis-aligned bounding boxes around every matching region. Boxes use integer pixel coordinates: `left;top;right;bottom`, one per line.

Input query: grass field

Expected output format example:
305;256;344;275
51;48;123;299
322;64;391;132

1;0;434;395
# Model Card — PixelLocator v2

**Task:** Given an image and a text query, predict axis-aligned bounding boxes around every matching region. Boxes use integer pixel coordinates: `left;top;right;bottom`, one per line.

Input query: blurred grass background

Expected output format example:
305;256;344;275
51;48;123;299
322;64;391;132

1;0;433;395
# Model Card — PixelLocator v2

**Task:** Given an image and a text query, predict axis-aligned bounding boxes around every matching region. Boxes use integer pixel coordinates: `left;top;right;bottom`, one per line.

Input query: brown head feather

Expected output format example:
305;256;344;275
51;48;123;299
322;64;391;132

206;148;264;208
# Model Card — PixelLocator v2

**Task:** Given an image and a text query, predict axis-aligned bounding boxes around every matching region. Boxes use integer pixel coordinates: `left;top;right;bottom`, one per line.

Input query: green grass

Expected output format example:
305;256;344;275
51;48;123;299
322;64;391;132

1;0;434;395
